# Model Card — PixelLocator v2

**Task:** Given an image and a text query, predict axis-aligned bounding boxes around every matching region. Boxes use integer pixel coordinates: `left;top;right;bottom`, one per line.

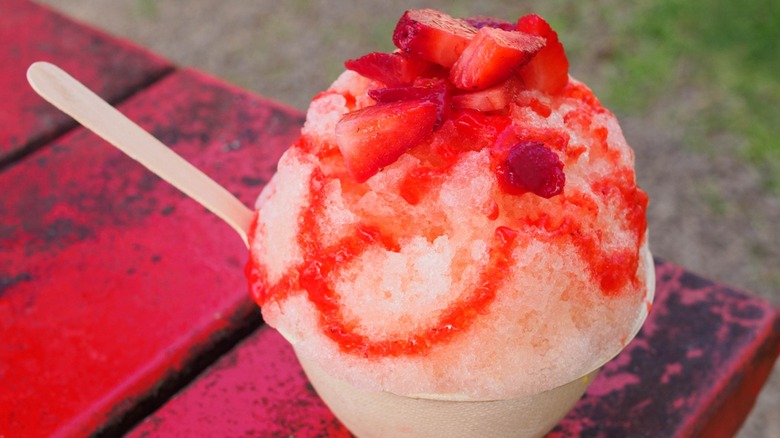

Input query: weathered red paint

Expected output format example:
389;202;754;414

0;68;303;436
127;260;779;437
127;327;351;437
0;0;172;162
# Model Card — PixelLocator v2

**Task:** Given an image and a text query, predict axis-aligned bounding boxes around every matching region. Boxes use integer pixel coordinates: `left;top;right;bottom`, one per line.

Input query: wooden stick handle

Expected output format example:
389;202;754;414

27;61;253;247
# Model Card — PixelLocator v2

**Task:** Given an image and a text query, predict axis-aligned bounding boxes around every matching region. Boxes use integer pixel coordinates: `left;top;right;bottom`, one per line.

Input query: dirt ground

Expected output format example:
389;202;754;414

36;1;780;436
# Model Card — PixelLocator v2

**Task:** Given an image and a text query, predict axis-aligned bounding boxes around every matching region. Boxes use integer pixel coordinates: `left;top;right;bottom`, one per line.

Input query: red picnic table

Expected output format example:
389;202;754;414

1;1;779;437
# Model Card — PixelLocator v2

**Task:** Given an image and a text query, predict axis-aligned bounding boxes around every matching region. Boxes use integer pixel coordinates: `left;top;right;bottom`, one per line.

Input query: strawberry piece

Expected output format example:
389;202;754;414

344;51;436;87
448;109;512;153
516;14;558;40
497;140;565;198
451;81;512;112
516;14;569;94
368;79;449;104
463;16;516;31
368;78;450;127
450;27;545;90
392;9;477;68
335;100;438;182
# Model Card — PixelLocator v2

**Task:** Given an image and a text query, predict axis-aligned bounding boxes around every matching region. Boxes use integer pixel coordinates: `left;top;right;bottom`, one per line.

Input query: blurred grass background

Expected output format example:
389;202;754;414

35;1;780;436
55;0;780;191
594;0;780;192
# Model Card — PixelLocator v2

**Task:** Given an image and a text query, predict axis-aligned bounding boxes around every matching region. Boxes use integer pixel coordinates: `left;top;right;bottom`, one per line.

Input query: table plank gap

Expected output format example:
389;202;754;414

94;308;264;437
0;67;175;170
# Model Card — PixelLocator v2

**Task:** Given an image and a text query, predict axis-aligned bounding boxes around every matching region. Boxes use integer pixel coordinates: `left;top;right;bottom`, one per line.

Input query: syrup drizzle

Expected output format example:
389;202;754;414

252;167;517;357
248;85;648;358
249;163;646;357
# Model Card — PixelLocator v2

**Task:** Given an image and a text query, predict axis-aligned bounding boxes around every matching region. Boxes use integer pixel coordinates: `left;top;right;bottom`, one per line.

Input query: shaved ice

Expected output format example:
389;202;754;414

246;9;652;403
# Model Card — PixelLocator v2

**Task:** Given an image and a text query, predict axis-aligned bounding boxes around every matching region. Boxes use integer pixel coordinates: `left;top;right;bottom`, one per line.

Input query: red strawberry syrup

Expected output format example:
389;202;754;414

248;123;647;358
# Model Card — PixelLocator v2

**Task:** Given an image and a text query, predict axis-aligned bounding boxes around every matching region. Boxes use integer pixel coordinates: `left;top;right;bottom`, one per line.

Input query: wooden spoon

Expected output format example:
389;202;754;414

26;61;253;247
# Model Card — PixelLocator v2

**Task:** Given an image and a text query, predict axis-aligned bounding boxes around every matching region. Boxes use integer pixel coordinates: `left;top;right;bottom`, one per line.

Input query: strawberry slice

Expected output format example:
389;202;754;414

344;51;437;87
368;78;449;104
392;9;477;68
516;14;569;94
451;81;512;112
450;27;545;90
463;16;516;31
368;78;450;127
335;100;438;182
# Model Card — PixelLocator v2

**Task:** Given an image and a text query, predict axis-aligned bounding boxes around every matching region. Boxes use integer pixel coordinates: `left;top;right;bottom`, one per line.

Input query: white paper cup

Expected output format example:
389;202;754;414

297;350;599;438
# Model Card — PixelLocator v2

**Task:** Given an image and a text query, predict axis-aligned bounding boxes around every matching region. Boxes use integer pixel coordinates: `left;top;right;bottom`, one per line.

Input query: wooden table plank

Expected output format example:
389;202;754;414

0;0;172;164
0;68;304;437
127;327;351;438
127;260;780;437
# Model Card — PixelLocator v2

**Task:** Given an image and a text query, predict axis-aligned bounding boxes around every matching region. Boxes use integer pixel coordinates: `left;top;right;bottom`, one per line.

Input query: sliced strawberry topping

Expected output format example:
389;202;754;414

516;14;569;94
344;51;437;87
368;78;450;127
449;109;512;154
451;81;513;112
392;9;477;68
332;10;571;189
463;16;516;31
516;14;558;40
450;27;545;90
335;100;438;182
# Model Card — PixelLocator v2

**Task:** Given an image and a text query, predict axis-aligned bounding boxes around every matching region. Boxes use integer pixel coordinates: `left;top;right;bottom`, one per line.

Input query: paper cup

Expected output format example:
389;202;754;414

295;246;654;437
297;350;599;438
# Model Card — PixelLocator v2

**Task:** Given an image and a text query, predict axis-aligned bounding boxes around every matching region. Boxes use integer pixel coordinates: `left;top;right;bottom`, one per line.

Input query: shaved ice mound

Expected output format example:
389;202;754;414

247;10;652;402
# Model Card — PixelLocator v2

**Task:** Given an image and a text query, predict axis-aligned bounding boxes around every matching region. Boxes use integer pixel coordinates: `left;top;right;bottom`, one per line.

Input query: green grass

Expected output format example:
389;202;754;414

596;0;780;192
134;0;158;19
